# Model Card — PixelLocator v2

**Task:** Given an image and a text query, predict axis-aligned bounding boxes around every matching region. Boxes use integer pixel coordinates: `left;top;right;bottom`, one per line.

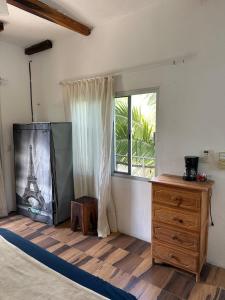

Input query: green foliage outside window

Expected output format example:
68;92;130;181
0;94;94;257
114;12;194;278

115;93;156;178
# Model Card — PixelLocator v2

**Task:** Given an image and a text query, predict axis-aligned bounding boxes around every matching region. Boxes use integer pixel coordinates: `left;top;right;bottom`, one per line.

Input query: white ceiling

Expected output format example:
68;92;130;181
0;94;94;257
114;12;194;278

0;0;155;47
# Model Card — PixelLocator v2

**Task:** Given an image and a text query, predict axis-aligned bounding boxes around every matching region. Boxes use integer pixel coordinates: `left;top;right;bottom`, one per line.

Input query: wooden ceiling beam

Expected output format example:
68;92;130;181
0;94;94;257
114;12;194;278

25;40;53;55
0;22;4;32
7;0;91;36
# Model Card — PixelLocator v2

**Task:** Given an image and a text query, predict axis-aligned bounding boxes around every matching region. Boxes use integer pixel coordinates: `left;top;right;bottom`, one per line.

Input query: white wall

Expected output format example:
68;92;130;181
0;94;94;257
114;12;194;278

112;176;151;242
0;41;31;212
31;0;225;267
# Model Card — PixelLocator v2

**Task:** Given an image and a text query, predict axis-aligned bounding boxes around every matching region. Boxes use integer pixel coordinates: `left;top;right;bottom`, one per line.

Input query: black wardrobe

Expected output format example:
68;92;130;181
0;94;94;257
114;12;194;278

13;122;74;225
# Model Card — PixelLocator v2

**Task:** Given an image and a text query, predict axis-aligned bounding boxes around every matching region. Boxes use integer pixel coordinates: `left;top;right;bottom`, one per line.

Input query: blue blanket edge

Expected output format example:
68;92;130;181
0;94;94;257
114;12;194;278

0;228;136;300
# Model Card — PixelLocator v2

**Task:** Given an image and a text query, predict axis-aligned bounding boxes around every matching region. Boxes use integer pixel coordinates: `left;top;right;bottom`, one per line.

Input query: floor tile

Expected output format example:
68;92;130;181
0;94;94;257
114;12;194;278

2;214;225;300
163;271;195;299
139;264;174;289
188;283;220;300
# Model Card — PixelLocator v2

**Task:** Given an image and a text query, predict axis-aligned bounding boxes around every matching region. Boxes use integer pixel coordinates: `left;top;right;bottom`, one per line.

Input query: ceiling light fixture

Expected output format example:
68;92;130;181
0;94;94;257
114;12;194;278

0;0;9;16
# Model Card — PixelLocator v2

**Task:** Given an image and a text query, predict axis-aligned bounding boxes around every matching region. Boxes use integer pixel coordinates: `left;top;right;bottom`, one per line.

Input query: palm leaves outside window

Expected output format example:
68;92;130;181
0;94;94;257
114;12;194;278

114;92;156;179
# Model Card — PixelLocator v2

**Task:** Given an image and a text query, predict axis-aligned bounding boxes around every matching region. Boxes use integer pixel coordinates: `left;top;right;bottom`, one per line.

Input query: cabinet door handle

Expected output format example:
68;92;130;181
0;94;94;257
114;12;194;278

173;217;184;224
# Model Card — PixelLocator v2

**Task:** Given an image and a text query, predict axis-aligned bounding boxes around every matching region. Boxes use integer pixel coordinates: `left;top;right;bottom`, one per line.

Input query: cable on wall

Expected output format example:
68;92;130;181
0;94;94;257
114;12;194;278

29;60;34;122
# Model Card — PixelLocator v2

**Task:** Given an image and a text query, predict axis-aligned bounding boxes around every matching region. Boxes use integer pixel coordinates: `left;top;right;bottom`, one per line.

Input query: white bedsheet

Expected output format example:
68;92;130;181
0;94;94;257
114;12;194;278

0;236;108;300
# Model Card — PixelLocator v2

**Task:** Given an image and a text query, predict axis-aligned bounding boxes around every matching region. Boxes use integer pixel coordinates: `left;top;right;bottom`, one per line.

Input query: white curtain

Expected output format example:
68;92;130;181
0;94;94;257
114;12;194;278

63;76;117;237
0;84;8;217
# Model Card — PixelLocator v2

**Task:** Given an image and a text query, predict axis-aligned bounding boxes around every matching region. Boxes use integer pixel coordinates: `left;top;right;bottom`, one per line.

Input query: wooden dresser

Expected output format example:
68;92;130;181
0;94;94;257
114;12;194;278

151;174;214;281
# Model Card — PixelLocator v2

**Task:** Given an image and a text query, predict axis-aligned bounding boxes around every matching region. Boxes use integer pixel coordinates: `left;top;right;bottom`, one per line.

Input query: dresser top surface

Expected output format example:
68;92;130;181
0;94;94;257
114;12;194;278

151;174;214;191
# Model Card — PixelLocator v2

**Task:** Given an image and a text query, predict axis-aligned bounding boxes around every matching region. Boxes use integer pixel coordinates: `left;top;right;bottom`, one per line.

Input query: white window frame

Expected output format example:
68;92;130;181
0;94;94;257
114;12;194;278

112;87;159;181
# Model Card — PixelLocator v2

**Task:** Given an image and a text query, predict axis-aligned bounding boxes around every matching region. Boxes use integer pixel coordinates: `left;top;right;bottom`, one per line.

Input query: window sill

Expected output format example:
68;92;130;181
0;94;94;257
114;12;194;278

112;172;151;183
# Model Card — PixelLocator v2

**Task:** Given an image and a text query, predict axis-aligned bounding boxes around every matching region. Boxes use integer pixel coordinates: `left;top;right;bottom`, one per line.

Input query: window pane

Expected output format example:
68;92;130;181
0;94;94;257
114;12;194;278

114;97;129;173
131;93;156;179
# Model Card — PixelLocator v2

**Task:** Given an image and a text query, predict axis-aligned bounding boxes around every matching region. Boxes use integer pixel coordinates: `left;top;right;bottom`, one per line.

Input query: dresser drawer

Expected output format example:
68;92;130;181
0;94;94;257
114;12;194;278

153;186;201;211
153;204;200;231
152;242;198;272
153;223;199;252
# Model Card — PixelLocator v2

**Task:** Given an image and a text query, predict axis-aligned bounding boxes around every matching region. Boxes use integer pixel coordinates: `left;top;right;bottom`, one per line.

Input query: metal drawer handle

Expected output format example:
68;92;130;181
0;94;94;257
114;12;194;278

173;217;184;224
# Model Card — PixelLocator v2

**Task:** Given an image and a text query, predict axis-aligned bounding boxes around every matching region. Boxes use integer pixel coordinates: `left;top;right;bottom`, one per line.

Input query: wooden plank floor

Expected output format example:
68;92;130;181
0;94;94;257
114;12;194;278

0;214;225;300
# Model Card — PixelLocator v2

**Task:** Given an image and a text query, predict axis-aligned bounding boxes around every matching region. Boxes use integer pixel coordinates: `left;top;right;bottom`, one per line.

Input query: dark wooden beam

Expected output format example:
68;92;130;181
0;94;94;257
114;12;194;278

0;22;4;32
25;40;53;55
7;0;91;36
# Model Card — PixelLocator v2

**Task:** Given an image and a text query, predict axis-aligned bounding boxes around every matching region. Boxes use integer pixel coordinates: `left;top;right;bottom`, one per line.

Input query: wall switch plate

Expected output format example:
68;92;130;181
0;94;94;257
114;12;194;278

203;150;209;158
200;150;210;163
219;152;225;160
218;152;225;168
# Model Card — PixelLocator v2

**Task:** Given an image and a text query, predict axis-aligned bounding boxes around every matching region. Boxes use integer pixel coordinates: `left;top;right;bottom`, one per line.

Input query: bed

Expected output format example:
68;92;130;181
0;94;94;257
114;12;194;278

0;228;136;300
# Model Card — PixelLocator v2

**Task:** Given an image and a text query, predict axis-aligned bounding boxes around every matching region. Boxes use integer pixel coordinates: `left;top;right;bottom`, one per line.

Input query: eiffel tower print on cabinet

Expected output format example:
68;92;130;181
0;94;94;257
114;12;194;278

14;122;74;225
22;145;45;210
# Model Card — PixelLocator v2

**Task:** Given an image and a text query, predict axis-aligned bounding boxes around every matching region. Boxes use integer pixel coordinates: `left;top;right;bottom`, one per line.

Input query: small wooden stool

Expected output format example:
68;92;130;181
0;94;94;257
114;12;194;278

71;196;97;235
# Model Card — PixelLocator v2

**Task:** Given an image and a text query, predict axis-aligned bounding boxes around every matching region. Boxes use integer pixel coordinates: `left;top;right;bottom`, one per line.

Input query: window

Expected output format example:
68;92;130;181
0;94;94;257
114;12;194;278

113;89;157;179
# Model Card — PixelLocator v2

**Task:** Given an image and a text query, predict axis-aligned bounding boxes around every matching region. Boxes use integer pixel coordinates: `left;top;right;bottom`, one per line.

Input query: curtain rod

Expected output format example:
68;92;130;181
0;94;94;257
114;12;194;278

59;53;196;85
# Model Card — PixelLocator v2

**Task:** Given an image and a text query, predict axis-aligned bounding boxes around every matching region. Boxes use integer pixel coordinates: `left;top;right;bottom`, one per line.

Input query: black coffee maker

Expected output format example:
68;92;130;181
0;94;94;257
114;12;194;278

183;156;199;181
